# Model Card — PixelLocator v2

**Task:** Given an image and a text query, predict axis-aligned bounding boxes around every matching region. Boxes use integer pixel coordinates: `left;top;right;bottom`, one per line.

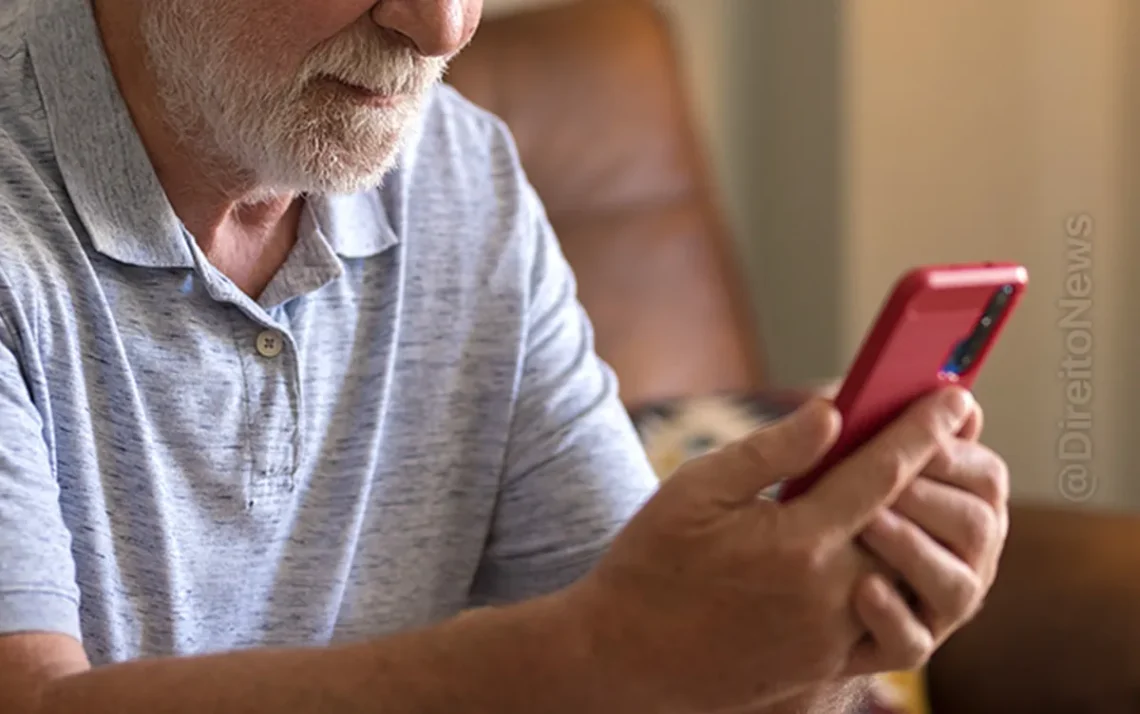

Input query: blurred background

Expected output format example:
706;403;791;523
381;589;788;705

481;0;1138;511
460;3;1139;709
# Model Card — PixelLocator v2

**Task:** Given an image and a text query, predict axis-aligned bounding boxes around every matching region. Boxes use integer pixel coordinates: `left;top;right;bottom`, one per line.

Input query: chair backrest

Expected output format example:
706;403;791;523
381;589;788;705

447;0;765;409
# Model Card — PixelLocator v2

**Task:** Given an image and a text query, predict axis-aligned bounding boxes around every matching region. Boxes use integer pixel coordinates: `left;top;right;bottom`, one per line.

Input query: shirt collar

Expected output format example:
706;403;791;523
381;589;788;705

27;0;193;268
304;92;436;259
26;0;404;268
304;191;399;259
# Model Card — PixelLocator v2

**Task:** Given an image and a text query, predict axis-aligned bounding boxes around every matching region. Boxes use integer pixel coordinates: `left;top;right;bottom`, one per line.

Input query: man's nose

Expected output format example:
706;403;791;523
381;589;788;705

371;0;474;58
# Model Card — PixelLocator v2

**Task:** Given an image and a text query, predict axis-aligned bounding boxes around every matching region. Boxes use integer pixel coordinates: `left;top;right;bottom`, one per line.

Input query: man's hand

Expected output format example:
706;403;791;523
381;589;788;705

567;387;977;714
803;377;1008;675
846;393;1008;675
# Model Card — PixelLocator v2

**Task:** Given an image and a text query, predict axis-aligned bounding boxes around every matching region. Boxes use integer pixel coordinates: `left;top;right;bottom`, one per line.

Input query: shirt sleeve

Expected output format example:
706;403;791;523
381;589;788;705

0;306;82;641
469;182;660;606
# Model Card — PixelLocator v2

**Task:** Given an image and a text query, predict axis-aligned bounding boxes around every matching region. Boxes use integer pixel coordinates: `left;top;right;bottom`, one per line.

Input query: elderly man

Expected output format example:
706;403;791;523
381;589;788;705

0;1;1009;713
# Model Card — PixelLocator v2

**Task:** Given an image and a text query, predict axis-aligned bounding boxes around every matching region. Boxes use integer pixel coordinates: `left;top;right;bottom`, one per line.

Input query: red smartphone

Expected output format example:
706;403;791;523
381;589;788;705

777;262;1028;502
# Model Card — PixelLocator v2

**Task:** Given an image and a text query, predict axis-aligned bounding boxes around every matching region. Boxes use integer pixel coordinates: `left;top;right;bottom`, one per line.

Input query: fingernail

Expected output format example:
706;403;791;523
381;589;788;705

945;387;974;425
795;398;840;433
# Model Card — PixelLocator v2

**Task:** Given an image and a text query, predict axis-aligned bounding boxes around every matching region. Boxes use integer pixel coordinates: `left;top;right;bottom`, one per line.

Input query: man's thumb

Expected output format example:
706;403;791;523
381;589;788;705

705;399;841;505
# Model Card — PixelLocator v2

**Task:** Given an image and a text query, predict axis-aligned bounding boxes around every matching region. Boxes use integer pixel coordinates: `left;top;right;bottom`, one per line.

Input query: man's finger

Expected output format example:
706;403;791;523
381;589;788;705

787;387;974;543
893;476;1000;569
920;440;1010;510
860;508;983;637
844;574;935;676
956;401;983;441
701;399;841;507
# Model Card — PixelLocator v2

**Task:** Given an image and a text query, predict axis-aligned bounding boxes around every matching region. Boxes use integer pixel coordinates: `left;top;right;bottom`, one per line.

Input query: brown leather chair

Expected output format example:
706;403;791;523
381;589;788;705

446;0;765;411
447;1;1140;712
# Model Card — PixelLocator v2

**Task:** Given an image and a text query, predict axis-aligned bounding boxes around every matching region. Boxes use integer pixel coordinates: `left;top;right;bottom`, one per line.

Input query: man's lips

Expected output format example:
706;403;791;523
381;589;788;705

321;76;406;108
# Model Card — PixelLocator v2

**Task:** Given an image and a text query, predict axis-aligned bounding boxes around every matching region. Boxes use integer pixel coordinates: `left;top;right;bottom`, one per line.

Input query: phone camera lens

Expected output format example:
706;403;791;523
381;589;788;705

985;284;1015;317
944;283;1016;376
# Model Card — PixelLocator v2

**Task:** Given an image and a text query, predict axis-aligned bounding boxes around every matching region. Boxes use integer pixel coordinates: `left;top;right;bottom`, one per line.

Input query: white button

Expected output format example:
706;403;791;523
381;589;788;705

255;330;284;358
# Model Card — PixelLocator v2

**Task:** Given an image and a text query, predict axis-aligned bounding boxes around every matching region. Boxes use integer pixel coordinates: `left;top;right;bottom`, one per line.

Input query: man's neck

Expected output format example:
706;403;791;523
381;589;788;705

92;0;300;299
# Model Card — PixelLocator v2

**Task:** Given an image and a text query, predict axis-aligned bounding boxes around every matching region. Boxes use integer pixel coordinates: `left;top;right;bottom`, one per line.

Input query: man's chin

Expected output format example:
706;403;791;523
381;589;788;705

258;137;404;196
294;163;395;197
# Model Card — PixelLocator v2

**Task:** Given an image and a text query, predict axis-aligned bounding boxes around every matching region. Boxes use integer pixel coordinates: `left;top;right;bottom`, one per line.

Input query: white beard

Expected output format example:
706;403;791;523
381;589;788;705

139;2;447;198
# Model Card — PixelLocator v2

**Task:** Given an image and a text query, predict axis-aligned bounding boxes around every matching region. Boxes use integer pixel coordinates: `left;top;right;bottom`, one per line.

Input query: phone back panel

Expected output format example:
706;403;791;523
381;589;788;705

777;263;1028;501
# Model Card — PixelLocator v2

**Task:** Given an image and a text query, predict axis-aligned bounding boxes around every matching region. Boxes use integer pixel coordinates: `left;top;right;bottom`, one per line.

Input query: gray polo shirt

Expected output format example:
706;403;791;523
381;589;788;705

0;0;657;665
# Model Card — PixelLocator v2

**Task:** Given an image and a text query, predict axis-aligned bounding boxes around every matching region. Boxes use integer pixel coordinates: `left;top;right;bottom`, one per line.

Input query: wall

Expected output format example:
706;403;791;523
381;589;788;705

727;2;845;387
842;0;1132;507
479;0;1136;508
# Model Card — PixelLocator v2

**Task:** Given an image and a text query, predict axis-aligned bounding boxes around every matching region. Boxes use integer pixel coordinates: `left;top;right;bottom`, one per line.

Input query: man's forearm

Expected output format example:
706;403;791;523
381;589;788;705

39;592;637;714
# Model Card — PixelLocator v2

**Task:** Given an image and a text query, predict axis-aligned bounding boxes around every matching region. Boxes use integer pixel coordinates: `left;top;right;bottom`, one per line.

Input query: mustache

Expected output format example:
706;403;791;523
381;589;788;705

296;22;447;97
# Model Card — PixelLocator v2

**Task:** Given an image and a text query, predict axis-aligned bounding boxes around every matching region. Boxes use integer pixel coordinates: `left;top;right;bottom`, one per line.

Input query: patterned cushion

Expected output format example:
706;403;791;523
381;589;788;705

629;393;931;714
630;392;792;489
